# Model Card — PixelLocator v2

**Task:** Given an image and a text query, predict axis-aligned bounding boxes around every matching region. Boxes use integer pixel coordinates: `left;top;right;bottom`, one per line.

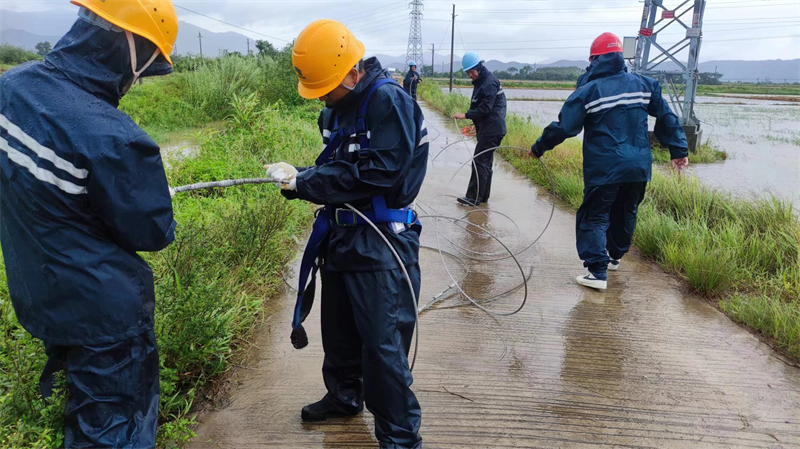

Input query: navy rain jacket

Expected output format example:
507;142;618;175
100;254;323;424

0;19;176;346
287;57;429;272
465;64;507;138
531;53;688;187
403;70;421;97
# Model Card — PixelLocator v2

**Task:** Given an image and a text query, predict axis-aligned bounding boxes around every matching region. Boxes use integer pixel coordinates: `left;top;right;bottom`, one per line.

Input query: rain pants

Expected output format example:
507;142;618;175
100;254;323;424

464;64;507;203
284;57;428;449
530;53;688;277
0;18;175;448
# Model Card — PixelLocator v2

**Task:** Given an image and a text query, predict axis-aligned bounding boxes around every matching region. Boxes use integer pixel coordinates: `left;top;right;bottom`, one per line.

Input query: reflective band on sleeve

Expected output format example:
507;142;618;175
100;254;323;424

0;114;89;179
0;137;88;195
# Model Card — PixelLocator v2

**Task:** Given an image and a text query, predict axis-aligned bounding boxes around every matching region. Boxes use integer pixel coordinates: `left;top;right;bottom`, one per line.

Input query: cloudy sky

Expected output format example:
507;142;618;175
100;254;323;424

4;0;799;63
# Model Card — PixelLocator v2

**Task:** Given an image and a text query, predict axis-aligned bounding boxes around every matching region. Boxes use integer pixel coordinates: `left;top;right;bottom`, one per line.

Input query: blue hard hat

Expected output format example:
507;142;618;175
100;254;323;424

408;61;417;67
462;51;482;71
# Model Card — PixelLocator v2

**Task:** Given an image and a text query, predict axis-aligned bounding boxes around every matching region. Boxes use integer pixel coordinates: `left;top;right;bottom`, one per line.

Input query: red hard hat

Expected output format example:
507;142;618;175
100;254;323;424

590;32;623;58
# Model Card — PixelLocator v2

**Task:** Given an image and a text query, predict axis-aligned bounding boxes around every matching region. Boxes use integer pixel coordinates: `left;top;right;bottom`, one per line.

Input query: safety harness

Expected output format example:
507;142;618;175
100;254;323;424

291;78;419;349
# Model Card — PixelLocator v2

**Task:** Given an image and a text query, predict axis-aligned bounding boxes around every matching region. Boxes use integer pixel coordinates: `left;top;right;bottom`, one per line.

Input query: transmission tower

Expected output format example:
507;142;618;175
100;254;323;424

405;0;424;68
628;0;706;151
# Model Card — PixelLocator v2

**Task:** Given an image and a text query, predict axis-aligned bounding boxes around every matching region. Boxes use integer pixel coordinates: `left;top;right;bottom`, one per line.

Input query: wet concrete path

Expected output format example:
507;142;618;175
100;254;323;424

188;104;800;448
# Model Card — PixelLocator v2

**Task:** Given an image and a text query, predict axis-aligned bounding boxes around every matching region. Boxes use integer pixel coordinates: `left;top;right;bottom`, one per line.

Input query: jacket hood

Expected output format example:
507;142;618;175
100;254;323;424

331;57;388;111
586;52;626;83
472;63;490;85
45;18;173;107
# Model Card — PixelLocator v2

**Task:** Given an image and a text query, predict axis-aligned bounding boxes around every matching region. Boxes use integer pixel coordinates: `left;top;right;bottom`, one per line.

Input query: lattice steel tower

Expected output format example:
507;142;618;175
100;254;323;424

405;0;424;68
628;0;706;151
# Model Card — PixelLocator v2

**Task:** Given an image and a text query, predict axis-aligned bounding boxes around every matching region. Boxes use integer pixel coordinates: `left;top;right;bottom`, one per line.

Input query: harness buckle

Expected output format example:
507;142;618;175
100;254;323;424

334;209;360;227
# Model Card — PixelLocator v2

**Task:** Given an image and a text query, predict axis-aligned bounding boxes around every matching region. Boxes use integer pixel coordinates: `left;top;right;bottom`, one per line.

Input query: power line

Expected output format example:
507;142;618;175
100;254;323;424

424;1;798;14
173;4;291;43
369;23;800;50
344;3;409;28
368;34;800;53
340;0;407;22
454;20;467;53
420;17;798;26
350;16;410;36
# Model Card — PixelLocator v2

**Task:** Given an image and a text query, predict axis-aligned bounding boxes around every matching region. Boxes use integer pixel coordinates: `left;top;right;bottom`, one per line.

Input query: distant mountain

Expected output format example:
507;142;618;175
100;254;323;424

3;9;797;82
1;9;258;57
0;9;75;38
0;29;62;52
172;21;255;57
541;60;589;69
698;60;799;83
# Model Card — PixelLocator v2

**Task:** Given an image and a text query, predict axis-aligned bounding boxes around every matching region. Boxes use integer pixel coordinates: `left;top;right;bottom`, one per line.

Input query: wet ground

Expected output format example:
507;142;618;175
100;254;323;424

161;121;225;167
188;104;800;448
452;87;800;206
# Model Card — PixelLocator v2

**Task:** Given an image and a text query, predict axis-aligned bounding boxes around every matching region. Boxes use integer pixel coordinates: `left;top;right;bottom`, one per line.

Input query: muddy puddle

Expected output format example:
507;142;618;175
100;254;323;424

449;88;800;206
188;103;800;448
160;121;224;166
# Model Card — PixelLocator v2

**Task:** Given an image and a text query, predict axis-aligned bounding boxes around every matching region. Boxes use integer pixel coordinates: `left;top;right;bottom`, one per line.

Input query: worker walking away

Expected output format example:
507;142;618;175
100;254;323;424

0;1;178;447
403;61;422;100
453;51;507;207
265;20;428;449
530;33;689;291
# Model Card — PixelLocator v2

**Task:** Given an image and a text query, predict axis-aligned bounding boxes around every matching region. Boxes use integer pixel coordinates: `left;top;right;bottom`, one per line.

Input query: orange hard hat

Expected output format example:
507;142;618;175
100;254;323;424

590;32;623;59
292;20;366;99
71;0;178;65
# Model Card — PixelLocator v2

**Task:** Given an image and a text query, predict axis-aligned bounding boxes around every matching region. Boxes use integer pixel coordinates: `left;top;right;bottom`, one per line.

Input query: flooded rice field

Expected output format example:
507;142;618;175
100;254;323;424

450;88;800;205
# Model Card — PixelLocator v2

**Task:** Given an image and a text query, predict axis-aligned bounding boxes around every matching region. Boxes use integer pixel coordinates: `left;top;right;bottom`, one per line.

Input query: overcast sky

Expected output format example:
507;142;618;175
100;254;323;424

4;0;799;63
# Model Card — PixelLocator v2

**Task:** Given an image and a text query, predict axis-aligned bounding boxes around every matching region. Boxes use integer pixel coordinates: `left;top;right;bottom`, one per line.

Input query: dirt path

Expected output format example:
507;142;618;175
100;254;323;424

188;104;800;448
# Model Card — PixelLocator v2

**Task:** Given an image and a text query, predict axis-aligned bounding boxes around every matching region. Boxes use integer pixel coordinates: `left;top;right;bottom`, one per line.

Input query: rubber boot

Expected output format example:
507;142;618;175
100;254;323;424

301;394;363;422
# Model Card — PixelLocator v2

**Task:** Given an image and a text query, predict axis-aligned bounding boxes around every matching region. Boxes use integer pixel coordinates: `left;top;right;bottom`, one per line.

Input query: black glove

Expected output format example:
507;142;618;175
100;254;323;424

291;324;309;349
530;142;545;158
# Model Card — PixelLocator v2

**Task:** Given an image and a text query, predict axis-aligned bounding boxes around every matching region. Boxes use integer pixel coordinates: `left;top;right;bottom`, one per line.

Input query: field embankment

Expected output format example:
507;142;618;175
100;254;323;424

429;77;800;96
419;81;800;361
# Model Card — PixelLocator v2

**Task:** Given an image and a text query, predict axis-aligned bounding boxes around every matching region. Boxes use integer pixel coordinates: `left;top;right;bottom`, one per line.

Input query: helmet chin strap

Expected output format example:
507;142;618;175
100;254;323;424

122;31;161;94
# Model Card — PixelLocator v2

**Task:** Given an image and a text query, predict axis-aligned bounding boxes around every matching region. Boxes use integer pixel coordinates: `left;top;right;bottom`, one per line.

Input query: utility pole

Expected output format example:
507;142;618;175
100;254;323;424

449;4;456;92
405;1;424;68
631;0;706;151
198;32;203;58
431;44;435;77
247;38;250;56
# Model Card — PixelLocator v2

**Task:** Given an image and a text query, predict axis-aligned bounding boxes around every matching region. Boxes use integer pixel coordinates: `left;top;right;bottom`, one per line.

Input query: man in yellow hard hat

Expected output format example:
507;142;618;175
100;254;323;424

266;19;428;449
0;1;178;447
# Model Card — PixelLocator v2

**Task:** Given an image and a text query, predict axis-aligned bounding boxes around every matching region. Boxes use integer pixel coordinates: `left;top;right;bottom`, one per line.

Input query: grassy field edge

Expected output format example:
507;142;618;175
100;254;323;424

419;81;800;360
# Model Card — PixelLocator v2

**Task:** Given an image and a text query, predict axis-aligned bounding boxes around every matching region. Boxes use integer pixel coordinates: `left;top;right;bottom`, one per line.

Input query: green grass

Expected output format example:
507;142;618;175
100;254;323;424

429;76;800;96
0;44;41;66
120;74;213;143
419;81;800;360
1;55;322;448
698;84;800;96
652;142;727;163
430;78;576;90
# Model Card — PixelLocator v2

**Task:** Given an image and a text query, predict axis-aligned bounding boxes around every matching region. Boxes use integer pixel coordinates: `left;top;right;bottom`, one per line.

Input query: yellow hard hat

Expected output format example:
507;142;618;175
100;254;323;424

293;20;365;99
71;0;178;66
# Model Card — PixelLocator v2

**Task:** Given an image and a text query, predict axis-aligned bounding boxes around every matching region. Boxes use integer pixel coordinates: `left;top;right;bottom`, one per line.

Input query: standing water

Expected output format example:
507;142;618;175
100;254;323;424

450;88;800;205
